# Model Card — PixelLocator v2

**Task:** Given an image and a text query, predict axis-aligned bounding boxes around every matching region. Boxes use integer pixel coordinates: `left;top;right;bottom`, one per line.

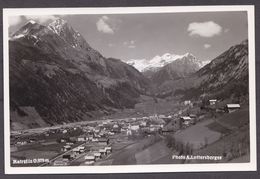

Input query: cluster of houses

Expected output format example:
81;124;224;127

84;146;112;165
175;99;242;130
11;116;164;166
52;115;171;166
185;99;241;113
54;136;111;166
207;99;241;114
79;116;167;137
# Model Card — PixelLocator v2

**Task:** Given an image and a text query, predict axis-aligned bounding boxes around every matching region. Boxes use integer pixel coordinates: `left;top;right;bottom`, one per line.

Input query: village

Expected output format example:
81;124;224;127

10;99;243;166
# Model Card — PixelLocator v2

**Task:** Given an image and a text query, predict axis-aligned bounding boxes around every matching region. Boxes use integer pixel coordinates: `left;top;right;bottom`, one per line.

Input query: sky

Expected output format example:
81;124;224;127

8;11;248;62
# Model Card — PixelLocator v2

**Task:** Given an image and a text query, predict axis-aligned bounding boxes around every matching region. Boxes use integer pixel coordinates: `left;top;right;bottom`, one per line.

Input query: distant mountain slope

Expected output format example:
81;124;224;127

151;53;203;86
193;39;249;100
9;19;148;128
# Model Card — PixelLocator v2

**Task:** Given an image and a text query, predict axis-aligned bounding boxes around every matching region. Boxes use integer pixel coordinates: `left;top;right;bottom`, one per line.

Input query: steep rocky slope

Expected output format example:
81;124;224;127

9;19;148;128
158;40;249;101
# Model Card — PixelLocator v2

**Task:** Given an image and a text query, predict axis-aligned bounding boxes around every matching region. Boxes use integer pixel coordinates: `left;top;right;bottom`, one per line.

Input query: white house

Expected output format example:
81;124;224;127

62;129;68;134
140;121;147;127
105;147;112;153
180;116;192;126
209;99;217;105
84;155;95;165
130;125;140;131
94;152;101;159
62;145;71;152
226;104;241;113
113;124;119;129
126;129;132;136
99;149;107;156
77;137;85;142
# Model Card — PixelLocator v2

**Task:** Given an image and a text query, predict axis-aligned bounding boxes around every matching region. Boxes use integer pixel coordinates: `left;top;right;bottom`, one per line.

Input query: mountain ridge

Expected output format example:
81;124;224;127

9;19;149;129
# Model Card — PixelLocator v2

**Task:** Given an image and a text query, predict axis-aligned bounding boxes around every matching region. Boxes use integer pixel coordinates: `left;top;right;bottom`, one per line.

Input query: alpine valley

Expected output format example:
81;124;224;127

9;19;249;130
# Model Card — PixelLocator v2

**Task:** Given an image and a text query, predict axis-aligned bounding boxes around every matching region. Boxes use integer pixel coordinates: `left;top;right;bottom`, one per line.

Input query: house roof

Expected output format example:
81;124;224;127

226;104;240;108
73;148;80;151
85;156;95;160
209;99;217;102
105;147;112;150
99;149;106;152
181;116;192;120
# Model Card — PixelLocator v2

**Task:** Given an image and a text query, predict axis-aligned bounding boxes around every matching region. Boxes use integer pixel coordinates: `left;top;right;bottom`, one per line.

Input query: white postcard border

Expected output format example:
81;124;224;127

3;5;256;174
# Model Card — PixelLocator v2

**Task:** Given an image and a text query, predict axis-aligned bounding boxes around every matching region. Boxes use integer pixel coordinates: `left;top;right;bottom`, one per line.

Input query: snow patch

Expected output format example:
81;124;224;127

28;20;36;24
31;35;38;39
12;34;25;39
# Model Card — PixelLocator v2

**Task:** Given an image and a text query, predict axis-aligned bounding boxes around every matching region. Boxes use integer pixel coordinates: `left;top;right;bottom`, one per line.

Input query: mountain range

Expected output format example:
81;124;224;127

127;53;210;72
9;19;249;130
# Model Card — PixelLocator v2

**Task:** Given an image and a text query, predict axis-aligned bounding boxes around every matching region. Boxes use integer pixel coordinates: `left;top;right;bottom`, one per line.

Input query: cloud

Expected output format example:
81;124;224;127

96;16;114;34
123;40;136;48
8;16;23;27
24;15;59;23
187;21;222;37
204;44;211;49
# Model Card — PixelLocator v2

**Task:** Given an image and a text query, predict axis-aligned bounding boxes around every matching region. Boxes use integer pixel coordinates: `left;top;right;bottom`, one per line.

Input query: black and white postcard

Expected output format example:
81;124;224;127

3;5;256;174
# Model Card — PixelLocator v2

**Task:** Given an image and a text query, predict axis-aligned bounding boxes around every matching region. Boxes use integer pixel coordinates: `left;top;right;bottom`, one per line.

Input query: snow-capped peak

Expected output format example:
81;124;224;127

10;20;42;40
128;53;193;72
183;52;195;58
128;52;211;72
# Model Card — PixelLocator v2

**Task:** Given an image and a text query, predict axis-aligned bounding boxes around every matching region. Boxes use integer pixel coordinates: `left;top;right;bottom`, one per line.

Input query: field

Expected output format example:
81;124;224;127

188;125;250;163
106;95;182;119
207;122;230;134
174;119;222;149
12;150;58;160
216;108;249;129
184;107;250;163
